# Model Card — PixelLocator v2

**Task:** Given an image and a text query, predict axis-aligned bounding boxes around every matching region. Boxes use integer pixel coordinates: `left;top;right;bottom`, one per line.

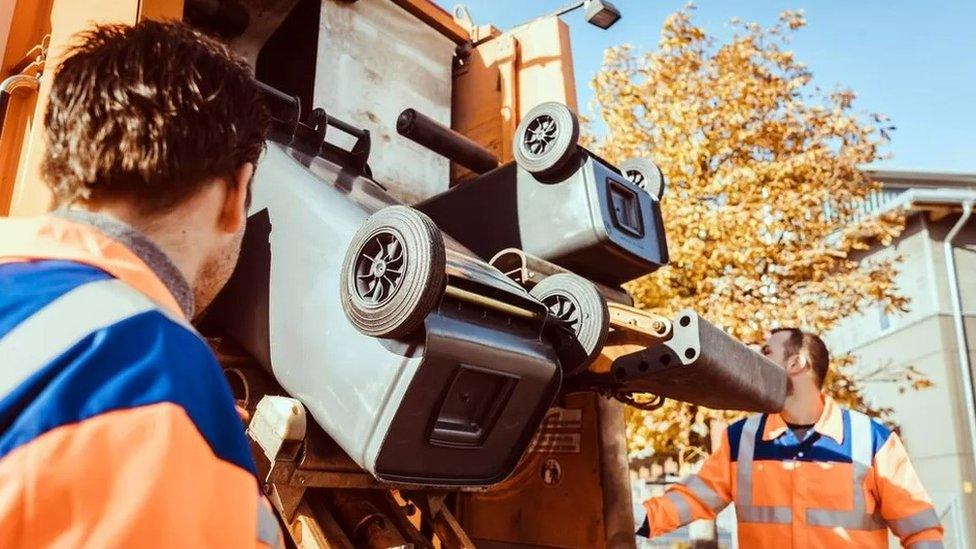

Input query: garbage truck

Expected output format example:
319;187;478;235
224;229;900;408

0;1;787;547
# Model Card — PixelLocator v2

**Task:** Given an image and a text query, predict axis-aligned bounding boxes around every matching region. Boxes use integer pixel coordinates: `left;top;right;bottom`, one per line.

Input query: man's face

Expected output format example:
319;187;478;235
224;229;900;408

761;330;795;369
192;164;253;319
193;227;244;320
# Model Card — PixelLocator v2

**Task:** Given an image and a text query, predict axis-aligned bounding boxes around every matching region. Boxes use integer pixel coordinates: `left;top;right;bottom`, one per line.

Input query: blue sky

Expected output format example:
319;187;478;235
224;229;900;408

438;1;976;173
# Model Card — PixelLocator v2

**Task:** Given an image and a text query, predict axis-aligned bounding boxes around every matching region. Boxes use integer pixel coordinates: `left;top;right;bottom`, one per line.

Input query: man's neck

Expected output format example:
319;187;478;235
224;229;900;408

56;208;197;318
780;387;824;425
73;205;203;289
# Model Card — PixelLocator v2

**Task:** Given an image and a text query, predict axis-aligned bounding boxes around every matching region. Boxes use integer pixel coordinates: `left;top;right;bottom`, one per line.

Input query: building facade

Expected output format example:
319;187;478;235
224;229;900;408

827;170;976;548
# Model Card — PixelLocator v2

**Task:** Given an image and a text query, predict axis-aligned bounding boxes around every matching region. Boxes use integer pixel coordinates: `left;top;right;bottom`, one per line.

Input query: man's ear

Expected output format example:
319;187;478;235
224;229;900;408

219;162;254;234
786;353;808;376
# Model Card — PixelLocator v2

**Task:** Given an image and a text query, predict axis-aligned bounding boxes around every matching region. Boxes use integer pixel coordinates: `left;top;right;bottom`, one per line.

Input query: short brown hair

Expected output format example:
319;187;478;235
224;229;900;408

772;328;830;386
42;20;269;212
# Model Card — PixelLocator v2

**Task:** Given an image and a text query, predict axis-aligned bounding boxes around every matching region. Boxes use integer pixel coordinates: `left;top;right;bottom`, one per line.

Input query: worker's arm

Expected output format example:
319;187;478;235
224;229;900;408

0;313;282;548
873;431;944;548
637;429;733;538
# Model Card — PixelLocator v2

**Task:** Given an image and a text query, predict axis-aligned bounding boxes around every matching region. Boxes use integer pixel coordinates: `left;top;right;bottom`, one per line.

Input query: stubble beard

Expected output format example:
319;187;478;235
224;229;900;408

193;229;244;320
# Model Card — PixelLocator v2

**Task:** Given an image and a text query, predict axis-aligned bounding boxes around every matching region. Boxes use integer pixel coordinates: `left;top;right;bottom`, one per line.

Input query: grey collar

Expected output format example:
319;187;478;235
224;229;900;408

54;209;195;319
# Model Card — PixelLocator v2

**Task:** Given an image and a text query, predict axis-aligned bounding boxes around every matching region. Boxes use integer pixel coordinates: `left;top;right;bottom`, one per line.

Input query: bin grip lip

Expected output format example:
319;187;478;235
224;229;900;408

581;147;622;177
255;80;372;174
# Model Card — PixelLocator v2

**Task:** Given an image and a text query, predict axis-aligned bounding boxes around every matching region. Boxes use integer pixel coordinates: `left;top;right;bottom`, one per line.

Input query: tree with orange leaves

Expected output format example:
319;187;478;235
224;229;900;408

589;7;927;459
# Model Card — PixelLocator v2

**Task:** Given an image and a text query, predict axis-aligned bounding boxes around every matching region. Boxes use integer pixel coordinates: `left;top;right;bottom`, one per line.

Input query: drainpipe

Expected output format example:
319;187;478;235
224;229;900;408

944;201;975;473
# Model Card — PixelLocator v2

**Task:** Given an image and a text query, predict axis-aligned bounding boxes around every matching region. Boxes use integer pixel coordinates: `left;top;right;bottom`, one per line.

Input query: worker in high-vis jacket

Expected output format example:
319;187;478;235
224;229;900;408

638;328;943;548
0;21;280;547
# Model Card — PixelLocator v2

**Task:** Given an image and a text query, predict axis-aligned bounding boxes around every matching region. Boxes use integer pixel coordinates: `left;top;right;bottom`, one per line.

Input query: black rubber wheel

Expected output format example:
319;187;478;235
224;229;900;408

341;205;446;338
531;273;609;375
513;102;581;181
620;157;666;200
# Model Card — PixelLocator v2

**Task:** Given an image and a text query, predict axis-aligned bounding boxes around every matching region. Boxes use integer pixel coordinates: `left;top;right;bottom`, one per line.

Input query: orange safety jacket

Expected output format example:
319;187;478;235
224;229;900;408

639;395;943;548
0;212;283;548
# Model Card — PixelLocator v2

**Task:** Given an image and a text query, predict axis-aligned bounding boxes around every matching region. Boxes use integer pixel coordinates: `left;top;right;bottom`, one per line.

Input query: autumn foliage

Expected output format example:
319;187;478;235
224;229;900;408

588;7;919;458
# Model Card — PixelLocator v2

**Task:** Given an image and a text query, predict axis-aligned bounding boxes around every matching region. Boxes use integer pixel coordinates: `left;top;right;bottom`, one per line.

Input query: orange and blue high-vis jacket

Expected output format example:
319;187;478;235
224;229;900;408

639;395;943;549
0;211;283;548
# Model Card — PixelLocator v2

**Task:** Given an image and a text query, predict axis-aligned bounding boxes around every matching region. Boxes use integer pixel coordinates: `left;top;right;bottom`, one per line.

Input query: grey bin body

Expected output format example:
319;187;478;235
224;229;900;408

206;142;560;487
416;156;669;287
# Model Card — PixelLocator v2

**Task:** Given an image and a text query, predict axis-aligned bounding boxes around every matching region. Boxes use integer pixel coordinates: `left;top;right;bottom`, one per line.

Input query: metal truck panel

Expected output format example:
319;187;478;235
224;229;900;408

314;0;455;203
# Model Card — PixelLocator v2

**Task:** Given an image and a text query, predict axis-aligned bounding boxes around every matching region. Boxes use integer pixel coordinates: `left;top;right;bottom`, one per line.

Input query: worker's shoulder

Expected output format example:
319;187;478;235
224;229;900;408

0;258;210;368
719;414;762;460
0;260;255;474
0;259;113;332
725;413;759;437
842;407;895;454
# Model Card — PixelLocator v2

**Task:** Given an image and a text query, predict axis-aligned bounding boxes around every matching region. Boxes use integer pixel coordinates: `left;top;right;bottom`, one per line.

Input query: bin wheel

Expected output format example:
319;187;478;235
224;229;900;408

620;157;666;200
341;205;446;338
531;273;609;375
513;102;581;181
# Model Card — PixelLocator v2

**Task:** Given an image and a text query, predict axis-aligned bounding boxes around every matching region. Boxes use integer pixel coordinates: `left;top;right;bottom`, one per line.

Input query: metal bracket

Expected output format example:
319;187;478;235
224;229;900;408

403;492;475;548
488;247;633;306
607;302;671;340
250;395;307;462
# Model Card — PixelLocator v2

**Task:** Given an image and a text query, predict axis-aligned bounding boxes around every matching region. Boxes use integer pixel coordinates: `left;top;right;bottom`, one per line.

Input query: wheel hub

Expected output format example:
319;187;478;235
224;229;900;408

626;169;646;188
523;114;558;157
354;230;406;306
543;293;581;335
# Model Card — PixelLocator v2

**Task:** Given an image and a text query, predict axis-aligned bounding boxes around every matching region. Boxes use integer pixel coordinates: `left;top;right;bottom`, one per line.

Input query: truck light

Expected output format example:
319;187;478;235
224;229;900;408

583;0;622;30
523;0;623;31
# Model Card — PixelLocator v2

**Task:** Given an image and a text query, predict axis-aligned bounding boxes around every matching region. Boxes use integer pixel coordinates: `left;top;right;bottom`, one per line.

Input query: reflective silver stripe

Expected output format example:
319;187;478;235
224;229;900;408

806;509;885;530
257;502;283;548
889;508;941;538
907;541;945;549
735;415;762;507
850;410;873;497
735;415;793;523
665;491;693;524
0;279;159;395
681;475;729;512
737;505;793;524
806;410;885;531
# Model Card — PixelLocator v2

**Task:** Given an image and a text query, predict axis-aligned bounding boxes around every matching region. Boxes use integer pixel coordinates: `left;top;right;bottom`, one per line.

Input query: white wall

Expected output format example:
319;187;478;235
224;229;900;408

827;211;976;548
829;216;940;355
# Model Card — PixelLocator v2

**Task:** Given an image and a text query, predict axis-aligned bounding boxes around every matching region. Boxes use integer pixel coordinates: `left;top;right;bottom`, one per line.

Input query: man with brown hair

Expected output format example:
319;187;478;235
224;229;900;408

638;328;943;548
0;20;279;547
